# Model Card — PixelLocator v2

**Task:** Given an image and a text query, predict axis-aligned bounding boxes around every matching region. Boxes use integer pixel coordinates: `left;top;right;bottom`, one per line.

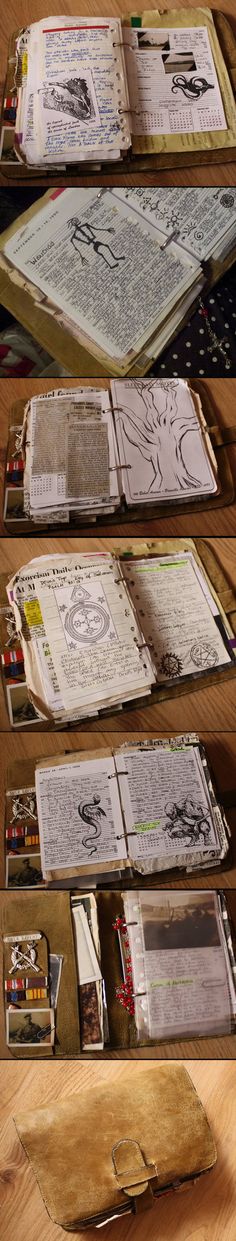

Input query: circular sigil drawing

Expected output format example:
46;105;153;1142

65;601;111;644
60;583;112;645
190;642;219;669
159;652;183;678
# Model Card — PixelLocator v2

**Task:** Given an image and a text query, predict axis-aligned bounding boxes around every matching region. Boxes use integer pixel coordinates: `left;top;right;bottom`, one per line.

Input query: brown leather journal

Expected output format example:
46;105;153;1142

14;1066;217;1228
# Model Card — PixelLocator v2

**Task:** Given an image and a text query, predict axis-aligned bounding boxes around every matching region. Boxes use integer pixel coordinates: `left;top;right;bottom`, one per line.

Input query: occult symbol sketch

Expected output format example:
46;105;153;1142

220;193;235;209
68;217;126;269
190;642;219;669
117;380;203;494
159;652;183;678
59;583;112;646
163;797;211;845
10;794;37;824
42;77;96;122
9;940;40;974
78;794;107;855
171;75;214;99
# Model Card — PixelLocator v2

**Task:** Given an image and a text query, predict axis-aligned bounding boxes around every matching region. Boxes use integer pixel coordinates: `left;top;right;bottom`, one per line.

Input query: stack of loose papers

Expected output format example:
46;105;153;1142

22;387;121;524
7;553;156;724
15;18;131;166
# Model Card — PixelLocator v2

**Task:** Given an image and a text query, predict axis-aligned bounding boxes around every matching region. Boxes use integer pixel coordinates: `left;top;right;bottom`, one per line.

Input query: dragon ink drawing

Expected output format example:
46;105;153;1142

171;75;214;100
68;218;126;269
163;797;211;845
117;380;203;493
78;795;107;855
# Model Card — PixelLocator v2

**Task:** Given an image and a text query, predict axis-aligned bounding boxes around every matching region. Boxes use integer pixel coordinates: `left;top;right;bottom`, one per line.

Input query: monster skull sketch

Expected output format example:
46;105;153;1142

117;380;203;493
78;795;107;855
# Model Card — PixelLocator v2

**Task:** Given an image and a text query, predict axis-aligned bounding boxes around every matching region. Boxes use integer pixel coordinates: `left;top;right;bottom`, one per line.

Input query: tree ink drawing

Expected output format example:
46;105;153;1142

118;380;202;493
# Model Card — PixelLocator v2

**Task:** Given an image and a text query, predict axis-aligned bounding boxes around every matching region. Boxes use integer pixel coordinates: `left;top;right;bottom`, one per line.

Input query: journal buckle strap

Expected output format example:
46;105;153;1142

112;1139;157;1212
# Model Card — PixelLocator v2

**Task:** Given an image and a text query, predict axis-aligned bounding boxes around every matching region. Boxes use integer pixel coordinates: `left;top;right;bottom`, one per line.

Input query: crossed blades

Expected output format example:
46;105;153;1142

9;947;40;974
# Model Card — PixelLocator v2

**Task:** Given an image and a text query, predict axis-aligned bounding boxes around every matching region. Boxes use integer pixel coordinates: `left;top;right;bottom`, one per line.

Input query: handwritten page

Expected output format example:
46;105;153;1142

115;744;218;868
35;755;126;874
3;189;200;365
124;891;233;1040
111;378;217;501
17;17;131;164
114;187;236;262
123;551;231;683
124;26;227;135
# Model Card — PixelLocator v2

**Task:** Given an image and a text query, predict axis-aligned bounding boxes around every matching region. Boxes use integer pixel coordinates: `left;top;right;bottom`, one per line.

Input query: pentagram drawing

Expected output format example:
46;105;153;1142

78;795;107;855
163;797;212;846
55;582;118;650
159;652;183;678
190;642;219;669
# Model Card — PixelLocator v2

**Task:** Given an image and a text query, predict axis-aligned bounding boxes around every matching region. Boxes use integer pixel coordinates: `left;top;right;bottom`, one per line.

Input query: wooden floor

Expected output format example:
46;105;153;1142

1;378;236;536
0;535;235;731
1;729;236;888
0;1060;236;1241
1;0;236;185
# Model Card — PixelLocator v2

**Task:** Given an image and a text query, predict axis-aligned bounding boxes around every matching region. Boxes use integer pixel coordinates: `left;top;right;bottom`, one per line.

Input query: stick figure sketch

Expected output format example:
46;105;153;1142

117;380;202;493
68;217;126;268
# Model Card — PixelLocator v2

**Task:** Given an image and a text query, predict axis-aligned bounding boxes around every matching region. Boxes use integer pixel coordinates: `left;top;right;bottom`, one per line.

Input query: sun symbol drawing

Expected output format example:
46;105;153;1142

159;652;183;678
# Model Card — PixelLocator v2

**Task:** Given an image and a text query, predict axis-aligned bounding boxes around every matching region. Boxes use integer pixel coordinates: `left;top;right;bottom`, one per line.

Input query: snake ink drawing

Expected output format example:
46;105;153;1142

78;795;107;855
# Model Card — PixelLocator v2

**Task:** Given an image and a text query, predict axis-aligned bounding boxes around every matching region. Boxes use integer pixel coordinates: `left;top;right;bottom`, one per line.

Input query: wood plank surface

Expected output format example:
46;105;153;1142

0;1059;236;1240
1;377;236;536
1;0;236;185
0;535;235;731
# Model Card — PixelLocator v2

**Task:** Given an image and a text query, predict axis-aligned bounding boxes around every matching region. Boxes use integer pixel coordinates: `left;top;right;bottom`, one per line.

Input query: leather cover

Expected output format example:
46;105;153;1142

14;1066;217;1229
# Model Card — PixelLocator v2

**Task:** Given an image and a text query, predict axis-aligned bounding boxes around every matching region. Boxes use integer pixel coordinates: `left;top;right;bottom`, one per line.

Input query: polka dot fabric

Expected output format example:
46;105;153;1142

151;263;236;377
